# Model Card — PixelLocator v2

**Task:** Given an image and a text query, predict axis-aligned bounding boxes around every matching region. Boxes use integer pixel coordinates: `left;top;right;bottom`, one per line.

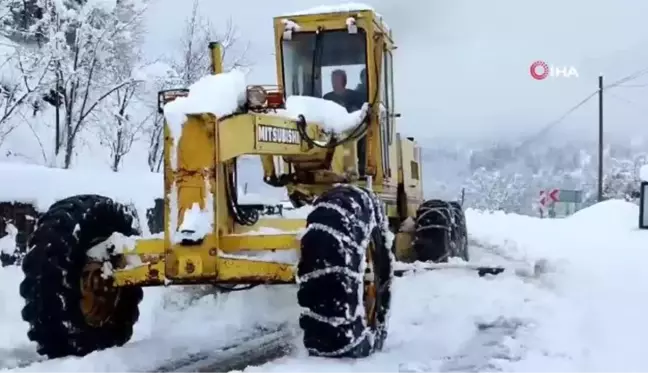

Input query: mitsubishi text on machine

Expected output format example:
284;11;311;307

257;124;301;144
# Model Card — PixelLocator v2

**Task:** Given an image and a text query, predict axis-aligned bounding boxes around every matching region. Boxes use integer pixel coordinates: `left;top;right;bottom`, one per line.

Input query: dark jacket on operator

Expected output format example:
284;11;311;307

323;89;364;113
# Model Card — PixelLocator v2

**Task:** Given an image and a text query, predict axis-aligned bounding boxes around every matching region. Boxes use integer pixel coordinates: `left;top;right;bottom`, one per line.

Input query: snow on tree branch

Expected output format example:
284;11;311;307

13;0;151;168
0;36;51;146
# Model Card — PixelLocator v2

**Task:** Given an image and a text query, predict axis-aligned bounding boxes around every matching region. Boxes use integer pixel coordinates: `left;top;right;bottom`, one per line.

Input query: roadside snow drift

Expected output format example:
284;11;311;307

0;162;161;232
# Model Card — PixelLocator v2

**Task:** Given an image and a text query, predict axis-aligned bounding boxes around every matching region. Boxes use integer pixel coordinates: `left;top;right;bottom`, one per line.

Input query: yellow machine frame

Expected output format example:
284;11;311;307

110;9;424;288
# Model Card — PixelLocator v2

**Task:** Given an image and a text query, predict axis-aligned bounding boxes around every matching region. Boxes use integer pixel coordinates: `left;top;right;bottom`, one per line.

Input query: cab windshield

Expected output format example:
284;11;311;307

281;29;367;113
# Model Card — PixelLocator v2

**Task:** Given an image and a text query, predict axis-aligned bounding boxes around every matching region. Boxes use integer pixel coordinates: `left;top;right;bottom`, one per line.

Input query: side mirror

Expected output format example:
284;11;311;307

640;181;648;229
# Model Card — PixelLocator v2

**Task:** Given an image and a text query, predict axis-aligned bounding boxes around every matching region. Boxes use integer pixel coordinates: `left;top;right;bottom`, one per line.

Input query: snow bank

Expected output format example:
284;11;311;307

467;199;643;265
466;208;558;265
0;162;161;217
566;198;637;229
275;96;369;133
1;162;161;239
464;200;648;370
640;164;648;182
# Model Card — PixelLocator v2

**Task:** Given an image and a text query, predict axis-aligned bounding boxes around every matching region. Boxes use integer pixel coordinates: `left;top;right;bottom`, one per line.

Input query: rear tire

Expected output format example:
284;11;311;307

297;185;393;358
413;199;469;262
20;195;143;359
449;201;469;261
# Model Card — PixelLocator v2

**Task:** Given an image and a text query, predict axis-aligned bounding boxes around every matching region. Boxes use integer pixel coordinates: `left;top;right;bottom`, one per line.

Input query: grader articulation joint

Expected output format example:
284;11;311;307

18;6;472;360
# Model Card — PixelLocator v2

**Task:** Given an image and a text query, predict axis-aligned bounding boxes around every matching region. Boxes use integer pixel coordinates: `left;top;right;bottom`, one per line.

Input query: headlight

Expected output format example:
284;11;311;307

247;86;267;108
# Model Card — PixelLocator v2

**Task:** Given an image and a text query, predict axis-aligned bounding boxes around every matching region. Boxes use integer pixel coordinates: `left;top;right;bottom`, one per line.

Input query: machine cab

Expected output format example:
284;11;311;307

273;7;396;179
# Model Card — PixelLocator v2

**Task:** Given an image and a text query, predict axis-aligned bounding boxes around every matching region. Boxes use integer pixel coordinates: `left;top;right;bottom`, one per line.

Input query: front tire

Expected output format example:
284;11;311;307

20;195;143;359
297;185;393;358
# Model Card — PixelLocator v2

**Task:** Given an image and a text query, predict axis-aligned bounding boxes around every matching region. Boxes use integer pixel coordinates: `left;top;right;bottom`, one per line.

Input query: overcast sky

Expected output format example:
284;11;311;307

144;0;648;145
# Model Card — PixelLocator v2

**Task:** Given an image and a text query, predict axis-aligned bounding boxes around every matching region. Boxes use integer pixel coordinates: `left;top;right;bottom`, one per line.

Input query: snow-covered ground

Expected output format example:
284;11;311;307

243;200;648;372
1;165;647;372
0;270;299;372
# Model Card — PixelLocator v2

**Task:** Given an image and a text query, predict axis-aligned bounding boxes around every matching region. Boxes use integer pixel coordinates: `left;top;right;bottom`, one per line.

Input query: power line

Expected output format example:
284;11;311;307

516;66;648;148
516;92;597;149
605;67;648;88
618;83;648;88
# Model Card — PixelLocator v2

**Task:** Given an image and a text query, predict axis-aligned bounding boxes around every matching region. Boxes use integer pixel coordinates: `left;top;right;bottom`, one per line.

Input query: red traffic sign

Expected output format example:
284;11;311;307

548;188;560;203
538;189;560;207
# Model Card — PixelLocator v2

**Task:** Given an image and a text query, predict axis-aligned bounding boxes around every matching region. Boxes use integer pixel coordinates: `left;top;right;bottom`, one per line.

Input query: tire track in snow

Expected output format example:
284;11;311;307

469;238;552;282
468;238;525;266
437;317;527;372
429;242;549;372
153;326;294;372
0;346;45;370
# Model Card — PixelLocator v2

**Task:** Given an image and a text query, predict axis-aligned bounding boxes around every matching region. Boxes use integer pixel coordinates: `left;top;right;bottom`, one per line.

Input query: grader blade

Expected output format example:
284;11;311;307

393;261;506;277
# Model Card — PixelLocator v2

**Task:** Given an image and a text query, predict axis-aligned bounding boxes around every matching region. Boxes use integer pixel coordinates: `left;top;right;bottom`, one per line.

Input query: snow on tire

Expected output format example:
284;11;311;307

297;185;394;358
20;195;143;359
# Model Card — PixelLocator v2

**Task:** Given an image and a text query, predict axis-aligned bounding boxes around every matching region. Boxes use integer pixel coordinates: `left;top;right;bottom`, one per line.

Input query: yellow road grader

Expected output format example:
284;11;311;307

18;6;471;360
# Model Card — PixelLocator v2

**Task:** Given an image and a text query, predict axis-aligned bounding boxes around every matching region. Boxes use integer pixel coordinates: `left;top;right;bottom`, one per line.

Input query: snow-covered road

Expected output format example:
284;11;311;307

244;200;648;372
2;199;647;372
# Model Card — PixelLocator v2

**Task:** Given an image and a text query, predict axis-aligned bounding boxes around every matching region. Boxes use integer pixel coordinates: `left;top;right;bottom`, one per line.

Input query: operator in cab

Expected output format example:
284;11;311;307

323;69;368;176
323;69;363;113
355;68;367;99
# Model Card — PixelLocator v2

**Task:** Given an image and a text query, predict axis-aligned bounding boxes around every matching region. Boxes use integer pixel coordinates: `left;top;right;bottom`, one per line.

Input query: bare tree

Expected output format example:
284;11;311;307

170;0;250;86
146;113;164;172
142;0;250;173
0;3;11;24
91;3;154;172
94;86;155;171
0;44;50;147
145;106;167;173
134;61;180;173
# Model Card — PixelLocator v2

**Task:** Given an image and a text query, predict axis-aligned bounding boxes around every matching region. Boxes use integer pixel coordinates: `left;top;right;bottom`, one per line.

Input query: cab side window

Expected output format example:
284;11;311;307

380;49;394;178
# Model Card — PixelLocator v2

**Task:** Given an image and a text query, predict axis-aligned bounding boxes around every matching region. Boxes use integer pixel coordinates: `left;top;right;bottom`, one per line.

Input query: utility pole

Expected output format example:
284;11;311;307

597;75;604;202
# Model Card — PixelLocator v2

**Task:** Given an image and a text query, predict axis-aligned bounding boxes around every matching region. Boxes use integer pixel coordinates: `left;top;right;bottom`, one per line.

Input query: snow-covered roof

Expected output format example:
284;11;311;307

281;3;374;16
641;165;648;182
280;3;390;32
